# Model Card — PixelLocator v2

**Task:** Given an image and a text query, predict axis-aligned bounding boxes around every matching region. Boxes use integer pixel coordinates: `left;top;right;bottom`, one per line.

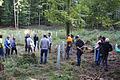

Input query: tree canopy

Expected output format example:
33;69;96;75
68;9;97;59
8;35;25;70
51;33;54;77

0;0;120;34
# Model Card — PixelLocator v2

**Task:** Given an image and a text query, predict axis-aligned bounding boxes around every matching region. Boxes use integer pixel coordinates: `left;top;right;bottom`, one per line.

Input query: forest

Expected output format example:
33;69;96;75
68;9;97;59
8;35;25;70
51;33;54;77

0;0;120;30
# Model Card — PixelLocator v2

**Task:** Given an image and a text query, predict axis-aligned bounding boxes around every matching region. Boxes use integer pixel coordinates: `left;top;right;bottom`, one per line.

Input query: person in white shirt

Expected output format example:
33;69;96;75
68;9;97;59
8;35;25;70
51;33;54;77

95;36;102;65
27;36;34;53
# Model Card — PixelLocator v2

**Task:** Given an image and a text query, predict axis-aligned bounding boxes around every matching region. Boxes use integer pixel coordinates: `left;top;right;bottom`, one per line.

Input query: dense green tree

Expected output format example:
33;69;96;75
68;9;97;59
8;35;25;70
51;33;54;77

0;0;120;32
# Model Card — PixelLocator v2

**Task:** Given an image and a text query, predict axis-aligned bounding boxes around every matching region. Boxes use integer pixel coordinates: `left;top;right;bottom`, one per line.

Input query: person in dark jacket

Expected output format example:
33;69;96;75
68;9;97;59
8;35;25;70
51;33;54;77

100;38;113;71
75;35;84;66
25;34;30;51
11;37;17;55
97;36;106;65
33;34;39;52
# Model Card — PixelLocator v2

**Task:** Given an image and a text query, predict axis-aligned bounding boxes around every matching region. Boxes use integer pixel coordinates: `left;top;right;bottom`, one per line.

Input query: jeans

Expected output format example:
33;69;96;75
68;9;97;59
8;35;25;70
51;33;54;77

11;47;17;55
66;46;71;59
28;45;32;53
40;49;48;64
95;49;100;65
76;49;82;66
25;43;28;51
5;48;10;57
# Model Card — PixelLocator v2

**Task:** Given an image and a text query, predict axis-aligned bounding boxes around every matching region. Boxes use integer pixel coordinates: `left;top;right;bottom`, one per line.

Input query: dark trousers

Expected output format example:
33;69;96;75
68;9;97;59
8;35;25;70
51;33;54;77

34;41;39;51
76;50;82;66
5;48;10;57
102;53;109;69
0;48;4;57
28;45;32;53
49;43;52;53
66;46;71;59
11;47;17;55
40;49;48;64
25;43;28;51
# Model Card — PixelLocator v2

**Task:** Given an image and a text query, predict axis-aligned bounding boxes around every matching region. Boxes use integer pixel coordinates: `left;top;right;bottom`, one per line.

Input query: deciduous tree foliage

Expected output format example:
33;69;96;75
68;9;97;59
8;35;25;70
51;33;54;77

0;0;120;32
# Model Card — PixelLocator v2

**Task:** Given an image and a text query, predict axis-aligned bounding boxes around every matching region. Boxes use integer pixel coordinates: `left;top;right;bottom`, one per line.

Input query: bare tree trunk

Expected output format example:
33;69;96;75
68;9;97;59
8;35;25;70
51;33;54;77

17;9;19;28
39;11;40;26
13;0;17;29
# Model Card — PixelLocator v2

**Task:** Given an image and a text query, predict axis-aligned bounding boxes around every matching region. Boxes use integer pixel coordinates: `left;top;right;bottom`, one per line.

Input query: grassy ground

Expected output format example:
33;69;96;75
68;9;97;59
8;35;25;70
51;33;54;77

0;27;120;80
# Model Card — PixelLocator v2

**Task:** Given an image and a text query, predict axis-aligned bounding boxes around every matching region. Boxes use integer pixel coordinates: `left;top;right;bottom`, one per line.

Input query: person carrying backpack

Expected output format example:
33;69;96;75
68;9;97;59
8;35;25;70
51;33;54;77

75;35;84;66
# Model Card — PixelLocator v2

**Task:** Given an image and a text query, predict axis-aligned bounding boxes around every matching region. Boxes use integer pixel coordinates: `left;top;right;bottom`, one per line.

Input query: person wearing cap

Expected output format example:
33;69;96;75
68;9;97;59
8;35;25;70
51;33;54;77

100;38;113;71
4;36;11;57
75;35;84;66
48;33;52;53
11;37;17;55
66;35;72;59
40;35;49;64
33;33;39;52
0;35;4;58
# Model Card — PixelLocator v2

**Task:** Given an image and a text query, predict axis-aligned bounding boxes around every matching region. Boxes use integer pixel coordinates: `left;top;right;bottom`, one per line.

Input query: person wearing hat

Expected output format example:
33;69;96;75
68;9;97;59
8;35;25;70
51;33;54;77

75;35;84;66
0;35;4;58
4;36;11;57
40;34;49;64
100;38;113;71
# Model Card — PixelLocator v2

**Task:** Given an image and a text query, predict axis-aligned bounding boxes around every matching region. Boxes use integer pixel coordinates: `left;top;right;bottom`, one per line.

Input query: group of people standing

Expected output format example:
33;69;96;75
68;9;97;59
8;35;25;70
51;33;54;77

66;34;84;66
66;34;113;70
0;35;17;58
25;33;52;64
95;36;113;71
0;32;113;71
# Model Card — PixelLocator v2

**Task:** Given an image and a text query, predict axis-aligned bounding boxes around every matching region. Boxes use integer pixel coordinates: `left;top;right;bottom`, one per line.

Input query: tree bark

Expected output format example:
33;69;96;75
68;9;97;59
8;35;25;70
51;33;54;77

13;0;17;28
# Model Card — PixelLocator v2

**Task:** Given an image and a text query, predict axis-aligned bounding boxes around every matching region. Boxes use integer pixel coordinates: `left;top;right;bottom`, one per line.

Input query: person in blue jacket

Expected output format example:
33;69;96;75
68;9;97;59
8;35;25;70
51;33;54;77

4;36;11;57
11;37;17;55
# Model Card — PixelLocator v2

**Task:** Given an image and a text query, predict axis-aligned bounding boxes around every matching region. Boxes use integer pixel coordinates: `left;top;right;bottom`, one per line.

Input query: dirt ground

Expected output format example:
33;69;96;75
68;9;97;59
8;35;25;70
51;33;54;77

15;44;120;80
